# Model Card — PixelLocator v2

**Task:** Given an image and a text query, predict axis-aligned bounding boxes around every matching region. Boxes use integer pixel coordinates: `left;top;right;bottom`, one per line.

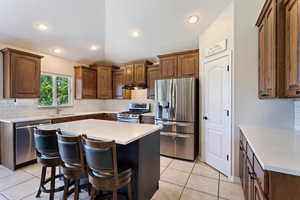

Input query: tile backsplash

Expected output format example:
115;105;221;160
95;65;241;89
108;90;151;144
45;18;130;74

295;101;300;130
0;89;155;120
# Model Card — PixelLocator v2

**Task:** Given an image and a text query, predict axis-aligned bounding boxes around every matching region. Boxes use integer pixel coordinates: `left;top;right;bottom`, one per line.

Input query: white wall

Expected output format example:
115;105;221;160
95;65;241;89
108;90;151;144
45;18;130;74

233;0;294;176
198;1;234;170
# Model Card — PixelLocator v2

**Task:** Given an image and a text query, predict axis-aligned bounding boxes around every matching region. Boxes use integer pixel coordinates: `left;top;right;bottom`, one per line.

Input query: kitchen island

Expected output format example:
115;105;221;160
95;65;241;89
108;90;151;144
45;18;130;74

39;119;161;200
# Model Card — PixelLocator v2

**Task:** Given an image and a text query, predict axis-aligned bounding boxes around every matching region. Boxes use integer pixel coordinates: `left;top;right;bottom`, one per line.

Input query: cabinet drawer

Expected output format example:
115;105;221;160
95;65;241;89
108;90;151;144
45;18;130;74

246;142;254;166
254;156;268;195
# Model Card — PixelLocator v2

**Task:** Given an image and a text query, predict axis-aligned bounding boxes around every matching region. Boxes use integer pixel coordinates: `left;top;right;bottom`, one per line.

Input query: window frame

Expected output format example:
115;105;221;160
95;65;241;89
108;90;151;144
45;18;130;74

38;72;73;108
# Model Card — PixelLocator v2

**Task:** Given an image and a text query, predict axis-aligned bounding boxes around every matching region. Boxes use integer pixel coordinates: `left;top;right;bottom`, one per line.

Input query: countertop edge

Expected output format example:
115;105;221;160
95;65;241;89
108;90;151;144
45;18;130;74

239;125;300;176
0;111;123;123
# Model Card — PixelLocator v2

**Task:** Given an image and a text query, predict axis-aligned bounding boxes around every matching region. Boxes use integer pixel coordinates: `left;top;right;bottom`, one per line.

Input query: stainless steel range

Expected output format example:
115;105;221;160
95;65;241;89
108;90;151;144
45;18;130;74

117;103;150;123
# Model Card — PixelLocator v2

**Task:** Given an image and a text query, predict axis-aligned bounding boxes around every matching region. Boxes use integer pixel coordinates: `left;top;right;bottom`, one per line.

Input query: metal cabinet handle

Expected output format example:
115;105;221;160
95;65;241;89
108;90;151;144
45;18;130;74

260;94;269;97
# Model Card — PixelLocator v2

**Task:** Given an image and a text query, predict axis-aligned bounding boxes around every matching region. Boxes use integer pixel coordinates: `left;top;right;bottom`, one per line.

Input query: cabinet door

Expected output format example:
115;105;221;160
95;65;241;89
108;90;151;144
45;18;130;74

285;0;300;97
177;53;199;78
11;53;41;98
160;56;177;79
134;63;146;84
258;1;276;98
97;67;112;99
254;180;266;200
246;161;255;200
124;64;134;84
113;70;131;99
239;143;246;190
147;66;160;99
82;69;97;99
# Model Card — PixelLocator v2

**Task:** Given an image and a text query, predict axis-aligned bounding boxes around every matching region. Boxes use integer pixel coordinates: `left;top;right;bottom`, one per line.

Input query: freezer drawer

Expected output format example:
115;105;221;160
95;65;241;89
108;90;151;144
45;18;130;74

175;134;194;160
160;134;176;157
160;132;195;160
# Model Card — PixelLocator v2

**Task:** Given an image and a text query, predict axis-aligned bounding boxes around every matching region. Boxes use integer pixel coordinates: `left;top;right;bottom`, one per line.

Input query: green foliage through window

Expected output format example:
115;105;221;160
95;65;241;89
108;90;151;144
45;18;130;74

39;74;71;106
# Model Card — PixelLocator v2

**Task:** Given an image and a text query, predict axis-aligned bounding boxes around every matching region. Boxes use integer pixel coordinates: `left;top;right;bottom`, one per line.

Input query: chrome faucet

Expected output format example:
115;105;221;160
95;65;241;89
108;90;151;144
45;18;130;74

56;97;62;115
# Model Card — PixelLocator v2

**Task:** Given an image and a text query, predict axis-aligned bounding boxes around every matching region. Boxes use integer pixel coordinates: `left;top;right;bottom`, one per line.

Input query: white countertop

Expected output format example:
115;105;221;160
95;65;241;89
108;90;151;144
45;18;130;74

38;119;161;145
239;125;300;176
0;111;123;123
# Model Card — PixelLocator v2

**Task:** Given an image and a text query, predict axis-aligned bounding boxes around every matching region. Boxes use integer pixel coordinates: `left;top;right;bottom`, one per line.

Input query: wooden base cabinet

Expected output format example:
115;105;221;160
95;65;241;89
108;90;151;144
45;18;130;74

0;48;43;98
240;130;300;200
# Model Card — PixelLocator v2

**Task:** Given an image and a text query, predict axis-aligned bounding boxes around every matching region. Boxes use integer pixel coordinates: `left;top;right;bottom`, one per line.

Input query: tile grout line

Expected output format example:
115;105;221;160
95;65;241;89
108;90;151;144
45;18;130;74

178;161;196;200
0;193;9;200
217;172;220;200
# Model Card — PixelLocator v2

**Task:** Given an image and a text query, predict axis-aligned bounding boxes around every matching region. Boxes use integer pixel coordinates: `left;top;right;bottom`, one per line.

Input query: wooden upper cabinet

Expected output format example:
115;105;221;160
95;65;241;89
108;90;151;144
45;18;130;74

1;48;43;98
90;65;113;99
178;52;199;78
158;49;199;79
147;65;160;99
74;66;97;99
284;0;300;97
112;69;131;99
134;63;147;84
257;0;277;99
123;60;152;87
159;56;177;79
124;64;135;84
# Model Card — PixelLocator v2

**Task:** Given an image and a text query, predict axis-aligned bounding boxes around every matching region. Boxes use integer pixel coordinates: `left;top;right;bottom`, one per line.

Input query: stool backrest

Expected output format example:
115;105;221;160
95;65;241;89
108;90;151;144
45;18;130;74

82;135;118;182
57;131;85;170
34;128;59;156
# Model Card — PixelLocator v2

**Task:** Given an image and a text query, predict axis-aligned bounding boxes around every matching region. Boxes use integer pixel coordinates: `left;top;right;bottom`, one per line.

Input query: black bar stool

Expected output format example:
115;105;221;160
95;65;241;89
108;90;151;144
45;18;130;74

82;135;133;200
57;131;90;200
34;128;64;200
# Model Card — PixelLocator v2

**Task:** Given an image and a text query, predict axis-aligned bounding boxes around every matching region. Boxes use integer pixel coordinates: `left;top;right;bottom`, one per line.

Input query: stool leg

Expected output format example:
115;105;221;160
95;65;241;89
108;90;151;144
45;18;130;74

113;190;117;200
90;187;96;200
127;183;132;200
74;180;80;200
63;178;69;200
49;167;56;200
36;166;47;197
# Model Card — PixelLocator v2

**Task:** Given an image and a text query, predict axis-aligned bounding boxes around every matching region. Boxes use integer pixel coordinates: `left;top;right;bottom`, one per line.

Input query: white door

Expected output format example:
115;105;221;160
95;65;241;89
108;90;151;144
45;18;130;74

203;54;231;176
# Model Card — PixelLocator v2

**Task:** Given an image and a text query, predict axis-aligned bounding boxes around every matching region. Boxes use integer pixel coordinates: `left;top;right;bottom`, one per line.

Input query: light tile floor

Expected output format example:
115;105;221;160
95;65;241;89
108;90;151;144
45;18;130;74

0;157;244;200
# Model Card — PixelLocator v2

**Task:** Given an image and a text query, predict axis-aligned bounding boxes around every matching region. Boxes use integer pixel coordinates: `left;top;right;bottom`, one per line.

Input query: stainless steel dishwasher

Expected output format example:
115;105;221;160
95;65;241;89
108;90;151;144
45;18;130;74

15;119;52;166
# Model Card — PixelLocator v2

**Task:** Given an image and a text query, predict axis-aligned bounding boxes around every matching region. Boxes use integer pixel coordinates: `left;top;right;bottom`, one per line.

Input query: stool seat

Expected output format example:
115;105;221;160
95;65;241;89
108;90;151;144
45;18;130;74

34;128;64;200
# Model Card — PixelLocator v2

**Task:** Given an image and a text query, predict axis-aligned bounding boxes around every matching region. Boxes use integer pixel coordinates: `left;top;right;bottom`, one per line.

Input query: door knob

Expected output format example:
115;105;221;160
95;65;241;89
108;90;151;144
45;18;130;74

203;116;208;120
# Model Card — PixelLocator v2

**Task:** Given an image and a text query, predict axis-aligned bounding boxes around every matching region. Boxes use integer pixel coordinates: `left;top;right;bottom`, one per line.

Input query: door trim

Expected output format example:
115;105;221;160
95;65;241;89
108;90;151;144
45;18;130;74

200;50;232;178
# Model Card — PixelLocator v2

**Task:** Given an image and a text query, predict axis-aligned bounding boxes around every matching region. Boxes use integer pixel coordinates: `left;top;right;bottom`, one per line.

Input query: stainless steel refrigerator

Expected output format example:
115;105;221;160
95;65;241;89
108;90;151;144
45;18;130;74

155;78;198;161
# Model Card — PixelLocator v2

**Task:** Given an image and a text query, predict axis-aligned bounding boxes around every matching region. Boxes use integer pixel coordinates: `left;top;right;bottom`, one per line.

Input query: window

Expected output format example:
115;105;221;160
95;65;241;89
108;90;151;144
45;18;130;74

39;73;72;107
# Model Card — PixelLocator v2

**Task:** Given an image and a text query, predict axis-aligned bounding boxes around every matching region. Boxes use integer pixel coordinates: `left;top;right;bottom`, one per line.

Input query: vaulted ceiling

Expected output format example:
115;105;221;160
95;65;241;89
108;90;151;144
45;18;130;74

0;0;231;64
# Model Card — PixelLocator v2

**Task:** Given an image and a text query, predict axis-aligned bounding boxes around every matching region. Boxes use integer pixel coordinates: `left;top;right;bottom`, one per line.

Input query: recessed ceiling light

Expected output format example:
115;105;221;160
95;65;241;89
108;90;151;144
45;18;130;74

188;15;199;24
131;31;140;38
36;23;49;31
90;45;99;51
53;48;62;54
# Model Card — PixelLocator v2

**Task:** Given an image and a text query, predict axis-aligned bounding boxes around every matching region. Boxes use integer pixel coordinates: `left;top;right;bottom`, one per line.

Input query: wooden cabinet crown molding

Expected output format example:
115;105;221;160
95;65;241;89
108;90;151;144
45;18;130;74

0;48;44;59
1;48;43;98
158;49;199;58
